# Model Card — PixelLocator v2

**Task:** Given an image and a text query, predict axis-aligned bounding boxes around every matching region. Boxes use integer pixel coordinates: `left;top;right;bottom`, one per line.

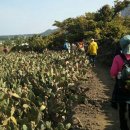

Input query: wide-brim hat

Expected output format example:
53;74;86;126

120;35;130;54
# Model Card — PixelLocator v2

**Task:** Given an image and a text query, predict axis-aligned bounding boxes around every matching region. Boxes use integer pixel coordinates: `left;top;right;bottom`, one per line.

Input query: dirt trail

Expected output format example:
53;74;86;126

93;63;120;130
72;63;120;130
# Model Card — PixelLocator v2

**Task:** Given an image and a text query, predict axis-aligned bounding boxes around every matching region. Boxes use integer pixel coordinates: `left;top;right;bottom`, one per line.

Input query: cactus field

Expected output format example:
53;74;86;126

0;51;91;130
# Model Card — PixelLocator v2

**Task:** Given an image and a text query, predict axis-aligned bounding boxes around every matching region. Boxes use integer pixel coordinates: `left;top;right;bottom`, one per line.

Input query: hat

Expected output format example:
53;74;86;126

120;35;130;54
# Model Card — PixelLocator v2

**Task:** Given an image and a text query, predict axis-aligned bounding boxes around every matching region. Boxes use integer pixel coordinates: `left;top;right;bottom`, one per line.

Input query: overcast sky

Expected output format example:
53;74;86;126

0;0;115;35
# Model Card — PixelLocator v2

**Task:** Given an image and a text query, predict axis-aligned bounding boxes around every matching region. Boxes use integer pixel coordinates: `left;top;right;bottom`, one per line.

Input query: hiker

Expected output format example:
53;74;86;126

71;43;77;51
87;38;98;67
3;46;8;54
64;40;71;53
111;43;122;108
78;40;85;52
110;35;130;130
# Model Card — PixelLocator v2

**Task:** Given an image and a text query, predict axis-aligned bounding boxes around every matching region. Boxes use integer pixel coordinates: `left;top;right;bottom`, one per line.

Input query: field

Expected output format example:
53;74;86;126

0;51;91;130
0;50;121;130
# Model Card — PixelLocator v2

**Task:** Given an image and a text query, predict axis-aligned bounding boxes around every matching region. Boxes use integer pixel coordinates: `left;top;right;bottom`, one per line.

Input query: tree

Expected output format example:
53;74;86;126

113;0;130;18
95;5;114;22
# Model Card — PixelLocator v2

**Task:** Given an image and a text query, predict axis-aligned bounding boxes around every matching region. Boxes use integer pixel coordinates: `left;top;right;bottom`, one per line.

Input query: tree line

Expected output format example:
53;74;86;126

3;0;130;56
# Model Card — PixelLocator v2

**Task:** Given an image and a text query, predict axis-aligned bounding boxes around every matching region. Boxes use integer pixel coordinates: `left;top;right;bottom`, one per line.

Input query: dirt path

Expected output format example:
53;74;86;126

93;63;120;130
72;63;120;130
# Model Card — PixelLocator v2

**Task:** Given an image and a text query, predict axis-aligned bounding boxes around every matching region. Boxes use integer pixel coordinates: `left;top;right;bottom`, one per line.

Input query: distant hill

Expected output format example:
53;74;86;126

0;28;57;41
40;29;57;36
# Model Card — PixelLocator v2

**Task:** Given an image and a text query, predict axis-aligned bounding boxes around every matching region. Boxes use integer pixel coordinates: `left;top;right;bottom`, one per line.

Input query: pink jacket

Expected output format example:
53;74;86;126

110;54;130;77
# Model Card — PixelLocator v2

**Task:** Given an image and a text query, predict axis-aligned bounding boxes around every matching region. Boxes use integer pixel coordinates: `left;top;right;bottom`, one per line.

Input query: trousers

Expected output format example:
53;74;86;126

119;102;130;130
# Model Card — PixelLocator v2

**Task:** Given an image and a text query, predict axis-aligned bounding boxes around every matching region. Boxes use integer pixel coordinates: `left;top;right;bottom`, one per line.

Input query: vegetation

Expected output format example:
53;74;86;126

0;51;89;129
0;0;130;129
0;1;129;55
4;0;128;56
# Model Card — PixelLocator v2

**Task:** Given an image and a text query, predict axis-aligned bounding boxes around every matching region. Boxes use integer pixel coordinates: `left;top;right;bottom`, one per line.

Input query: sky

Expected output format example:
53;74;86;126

0;0;115;35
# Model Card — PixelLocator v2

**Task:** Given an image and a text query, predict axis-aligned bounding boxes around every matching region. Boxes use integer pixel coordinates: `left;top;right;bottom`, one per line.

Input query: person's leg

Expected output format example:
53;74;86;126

89;55;92;64
93;55;96;67
128;104;130;119
91;55;96;67
68;49;70;53
111;79;118;109
119;102;129;130
128;104;130;129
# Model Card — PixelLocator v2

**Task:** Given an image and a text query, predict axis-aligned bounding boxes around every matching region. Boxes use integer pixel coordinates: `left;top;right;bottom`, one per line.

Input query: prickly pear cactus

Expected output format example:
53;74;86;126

0;51;89;129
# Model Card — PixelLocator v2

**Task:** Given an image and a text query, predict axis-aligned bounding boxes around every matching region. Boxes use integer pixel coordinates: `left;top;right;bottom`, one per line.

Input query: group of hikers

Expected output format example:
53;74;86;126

64;35;130;130
63;38;98;67
2;34;130;129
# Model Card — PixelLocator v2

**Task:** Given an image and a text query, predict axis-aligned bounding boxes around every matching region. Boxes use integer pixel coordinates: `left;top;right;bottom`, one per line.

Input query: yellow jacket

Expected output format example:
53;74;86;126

88;41;98;55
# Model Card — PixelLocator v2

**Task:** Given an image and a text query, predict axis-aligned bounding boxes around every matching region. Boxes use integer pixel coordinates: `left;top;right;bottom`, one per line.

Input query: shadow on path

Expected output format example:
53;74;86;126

93;63;120;130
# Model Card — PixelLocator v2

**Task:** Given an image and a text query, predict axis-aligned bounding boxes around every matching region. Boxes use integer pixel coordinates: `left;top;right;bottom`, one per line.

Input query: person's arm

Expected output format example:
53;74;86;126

110;56;119;78
111;76;116;79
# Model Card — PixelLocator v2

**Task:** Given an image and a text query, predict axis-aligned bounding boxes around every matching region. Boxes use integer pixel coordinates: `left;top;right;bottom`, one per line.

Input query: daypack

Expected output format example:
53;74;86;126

64;43;67;49
119;54;130;91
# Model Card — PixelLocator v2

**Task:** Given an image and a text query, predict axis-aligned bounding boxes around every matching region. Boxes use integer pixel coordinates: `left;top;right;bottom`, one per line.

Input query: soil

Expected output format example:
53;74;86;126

72;63;120;130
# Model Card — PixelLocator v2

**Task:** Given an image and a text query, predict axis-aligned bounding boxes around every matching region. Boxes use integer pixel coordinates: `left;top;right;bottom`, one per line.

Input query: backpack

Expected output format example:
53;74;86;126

119;54;130;91
64;43;67;49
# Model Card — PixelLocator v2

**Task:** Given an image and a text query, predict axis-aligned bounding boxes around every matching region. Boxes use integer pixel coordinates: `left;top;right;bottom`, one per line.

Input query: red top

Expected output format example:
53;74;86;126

110;54;130;77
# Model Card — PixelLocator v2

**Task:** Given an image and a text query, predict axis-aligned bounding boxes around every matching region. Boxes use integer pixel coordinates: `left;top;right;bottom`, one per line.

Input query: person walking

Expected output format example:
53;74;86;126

110;35;130;130
87;38;98;67
3;46;8;54
78;40;85;52
64;40;71;53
